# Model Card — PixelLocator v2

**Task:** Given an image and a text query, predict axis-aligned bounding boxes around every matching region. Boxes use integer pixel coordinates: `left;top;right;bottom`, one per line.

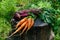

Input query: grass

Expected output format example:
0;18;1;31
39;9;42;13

0;0;60;40
0;17;11;40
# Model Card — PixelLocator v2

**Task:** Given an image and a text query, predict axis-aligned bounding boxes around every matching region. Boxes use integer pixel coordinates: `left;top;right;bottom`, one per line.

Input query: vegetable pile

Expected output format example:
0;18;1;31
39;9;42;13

8;9;41;37
9;17;34;37
9;8;59;38
0;0;60;40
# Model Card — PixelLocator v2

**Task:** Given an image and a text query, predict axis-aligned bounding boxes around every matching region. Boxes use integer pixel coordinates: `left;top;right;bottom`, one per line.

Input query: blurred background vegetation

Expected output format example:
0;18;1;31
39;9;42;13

0;0;60;40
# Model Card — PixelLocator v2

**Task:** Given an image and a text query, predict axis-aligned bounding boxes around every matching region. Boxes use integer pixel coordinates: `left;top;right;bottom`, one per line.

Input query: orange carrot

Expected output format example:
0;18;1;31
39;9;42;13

26;18;34;32
20;22;28;35
28;18;34;30
16;17;27;28
9;21;27;38
27;18;31;28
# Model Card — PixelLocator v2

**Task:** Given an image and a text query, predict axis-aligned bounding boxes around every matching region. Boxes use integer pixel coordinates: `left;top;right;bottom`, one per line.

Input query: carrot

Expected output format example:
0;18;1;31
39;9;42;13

16;17;27;28
28;18;34;30
20;22;28;35
26;18;34;32
8;21;27;38
28;18;31;27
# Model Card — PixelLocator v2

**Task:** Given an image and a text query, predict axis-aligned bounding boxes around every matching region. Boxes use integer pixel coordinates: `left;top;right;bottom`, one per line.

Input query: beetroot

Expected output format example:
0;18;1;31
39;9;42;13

14;13;21;20
14;12;29;20
19;10;30;14
21;13;29;17
13;9;42;20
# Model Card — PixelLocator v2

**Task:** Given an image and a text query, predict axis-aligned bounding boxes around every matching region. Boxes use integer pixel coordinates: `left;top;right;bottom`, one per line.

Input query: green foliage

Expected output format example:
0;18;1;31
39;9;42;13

0;0;17;40
0;0;60;40
37;1;52;8
39;8;59;32
0;0;16;14
54;33;60;40
0;18;11;40
39;8;55;23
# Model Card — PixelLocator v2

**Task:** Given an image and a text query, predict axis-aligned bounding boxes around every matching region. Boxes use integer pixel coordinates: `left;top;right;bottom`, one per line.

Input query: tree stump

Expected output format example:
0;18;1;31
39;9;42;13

6;18;54;40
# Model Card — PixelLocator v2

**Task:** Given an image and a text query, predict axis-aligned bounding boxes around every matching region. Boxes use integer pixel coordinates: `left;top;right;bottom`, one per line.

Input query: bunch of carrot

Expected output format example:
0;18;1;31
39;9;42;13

9;17;34;37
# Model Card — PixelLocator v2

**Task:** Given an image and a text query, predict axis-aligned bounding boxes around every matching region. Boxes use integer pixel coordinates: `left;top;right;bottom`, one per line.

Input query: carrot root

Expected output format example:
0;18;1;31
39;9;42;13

20;23;28;35
16;17;27;28
26;18;34;32
9;21;27;37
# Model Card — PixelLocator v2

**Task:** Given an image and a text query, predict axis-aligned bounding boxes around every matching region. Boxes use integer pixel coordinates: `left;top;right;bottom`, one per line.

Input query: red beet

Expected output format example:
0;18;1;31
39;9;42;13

21;13;29;17
19;10;30;14
14;13;21;20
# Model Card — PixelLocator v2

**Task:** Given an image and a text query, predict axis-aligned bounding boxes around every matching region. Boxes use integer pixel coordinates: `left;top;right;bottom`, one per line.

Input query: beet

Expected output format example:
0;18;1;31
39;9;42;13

19;10;30;14
14;13;21;20
14;12;29;20
18;10;30;17
21;13;29;17
13;9;42;20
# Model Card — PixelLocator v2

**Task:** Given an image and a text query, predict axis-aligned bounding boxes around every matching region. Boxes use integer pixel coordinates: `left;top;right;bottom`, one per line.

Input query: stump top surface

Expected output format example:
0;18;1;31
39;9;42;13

33;18;48;27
